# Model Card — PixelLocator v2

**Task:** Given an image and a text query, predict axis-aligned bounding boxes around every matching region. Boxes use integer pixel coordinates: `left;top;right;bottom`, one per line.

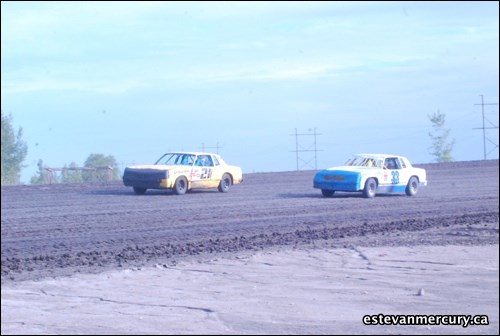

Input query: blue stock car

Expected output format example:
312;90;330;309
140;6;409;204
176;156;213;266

313;154;427;198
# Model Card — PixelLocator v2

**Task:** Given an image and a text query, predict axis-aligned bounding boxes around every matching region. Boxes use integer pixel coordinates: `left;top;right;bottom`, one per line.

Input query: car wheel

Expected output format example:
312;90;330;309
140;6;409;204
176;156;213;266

363;178;377;198
405;176;419;196
133;187;147;195
218;173;232;193
321;189;334;197
173;176;187;195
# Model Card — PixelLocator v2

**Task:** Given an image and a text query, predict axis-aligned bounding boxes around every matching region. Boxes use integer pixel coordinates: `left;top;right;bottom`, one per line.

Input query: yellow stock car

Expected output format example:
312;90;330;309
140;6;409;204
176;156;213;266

123;152;243;195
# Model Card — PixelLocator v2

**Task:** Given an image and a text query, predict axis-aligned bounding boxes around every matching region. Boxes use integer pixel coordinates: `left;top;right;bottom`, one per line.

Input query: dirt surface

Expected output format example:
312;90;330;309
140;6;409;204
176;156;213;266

2;244;498;335
1;160;499;283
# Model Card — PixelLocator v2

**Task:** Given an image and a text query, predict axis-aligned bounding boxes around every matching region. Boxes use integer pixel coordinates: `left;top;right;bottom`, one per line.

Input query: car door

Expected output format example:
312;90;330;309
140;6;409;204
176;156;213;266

190;155;218;188
380;157;406;192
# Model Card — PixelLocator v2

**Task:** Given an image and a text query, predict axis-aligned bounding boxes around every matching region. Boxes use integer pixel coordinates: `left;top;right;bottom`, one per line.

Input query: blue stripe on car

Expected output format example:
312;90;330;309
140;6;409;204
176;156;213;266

376;185;406;193
313;170;362;191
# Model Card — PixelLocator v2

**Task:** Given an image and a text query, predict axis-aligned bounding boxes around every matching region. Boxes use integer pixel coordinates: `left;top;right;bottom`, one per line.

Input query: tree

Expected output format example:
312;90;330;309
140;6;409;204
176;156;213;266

30;159;54;184
61;162;84;183
428;110;455;162
1;111;28;185
82;154;120;182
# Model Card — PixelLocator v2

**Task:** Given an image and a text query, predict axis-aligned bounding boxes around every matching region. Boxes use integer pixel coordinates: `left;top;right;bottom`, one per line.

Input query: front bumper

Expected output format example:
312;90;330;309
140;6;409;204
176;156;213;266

123;168;169;189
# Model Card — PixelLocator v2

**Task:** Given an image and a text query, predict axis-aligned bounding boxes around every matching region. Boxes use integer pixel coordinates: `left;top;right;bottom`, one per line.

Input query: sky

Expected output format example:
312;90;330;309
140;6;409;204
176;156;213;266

1;1;499;183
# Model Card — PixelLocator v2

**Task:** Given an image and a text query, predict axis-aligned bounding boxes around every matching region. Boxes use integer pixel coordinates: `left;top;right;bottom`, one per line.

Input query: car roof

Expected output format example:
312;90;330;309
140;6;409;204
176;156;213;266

162;152;219;156
354;153;403;159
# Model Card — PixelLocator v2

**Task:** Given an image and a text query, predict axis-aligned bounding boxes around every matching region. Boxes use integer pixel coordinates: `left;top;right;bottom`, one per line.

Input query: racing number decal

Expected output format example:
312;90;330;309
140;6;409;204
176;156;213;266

200;168;212;180
391;171;400;184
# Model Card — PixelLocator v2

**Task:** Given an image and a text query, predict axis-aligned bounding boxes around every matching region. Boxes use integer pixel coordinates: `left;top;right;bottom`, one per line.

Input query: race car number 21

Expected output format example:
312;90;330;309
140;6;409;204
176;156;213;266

200;168;212;179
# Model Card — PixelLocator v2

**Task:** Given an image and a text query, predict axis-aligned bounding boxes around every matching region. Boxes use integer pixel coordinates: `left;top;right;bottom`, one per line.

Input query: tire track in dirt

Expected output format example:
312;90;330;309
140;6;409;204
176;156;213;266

1;160;498;282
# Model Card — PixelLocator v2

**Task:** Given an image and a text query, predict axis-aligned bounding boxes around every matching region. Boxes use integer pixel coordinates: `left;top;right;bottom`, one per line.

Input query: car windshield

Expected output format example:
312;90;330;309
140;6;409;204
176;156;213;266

155;153;195;166
344;156;383;168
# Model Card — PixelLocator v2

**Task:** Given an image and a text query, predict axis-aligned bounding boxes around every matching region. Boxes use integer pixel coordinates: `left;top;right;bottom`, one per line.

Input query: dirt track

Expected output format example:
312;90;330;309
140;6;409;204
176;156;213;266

1;160;498;283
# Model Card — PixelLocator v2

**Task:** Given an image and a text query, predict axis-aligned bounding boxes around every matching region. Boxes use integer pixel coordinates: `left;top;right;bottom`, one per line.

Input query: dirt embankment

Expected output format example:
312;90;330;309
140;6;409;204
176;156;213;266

1;160;498;283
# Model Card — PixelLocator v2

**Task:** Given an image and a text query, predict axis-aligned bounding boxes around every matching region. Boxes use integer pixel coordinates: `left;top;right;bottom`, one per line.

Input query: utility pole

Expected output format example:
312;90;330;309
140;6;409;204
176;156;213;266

200;142;222;154
473;95;498;160
290;128;322;170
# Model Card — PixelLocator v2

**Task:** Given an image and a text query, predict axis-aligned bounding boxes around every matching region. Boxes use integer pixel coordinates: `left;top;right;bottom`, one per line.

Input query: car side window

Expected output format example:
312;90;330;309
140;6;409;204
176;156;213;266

384;158;400;170
212;156;220;166
204;155;214;167
195;155;214;167
181;155;194;165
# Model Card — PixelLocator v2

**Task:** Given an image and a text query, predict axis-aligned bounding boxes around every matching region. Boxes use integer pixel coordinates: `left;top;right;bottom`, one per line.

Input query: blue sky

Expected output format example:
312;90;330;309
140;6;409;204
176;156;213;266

2;1;498;183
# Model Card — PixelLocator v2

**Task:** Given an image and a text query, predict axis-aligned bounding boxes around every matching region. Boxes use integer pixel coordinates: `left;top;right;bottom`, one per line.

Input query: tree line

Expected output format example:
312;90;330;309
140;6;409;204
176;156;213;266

1;110;455;185
29;154;121;184
1;111;121;185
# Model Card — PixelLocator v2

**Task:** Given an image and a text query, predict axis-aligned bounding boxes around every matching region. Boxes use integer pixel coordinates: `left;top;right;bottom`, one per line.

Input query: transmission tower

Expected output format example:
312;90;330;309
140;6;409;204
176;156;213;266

290;128;322;170
200;142;222;154
473;95;498;160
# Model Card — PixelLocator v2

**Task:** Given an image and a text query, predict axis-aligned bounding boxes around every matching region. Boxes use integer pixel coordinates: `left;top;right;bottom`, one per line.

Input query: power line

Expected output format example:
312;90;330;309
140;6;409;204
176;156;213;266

473;95;498;160
200;142;222;154
290;128;322;170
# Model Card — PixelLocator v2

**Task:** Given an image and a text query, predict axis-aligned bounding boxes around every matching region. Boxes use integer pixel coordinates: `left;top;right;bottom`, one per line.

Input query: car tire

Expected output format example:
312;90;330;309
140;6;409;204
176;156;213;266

321;189;335;197
173;176;188;195
133;187;147;195
218;173;232;193
405;176;419;196
363;178;377;198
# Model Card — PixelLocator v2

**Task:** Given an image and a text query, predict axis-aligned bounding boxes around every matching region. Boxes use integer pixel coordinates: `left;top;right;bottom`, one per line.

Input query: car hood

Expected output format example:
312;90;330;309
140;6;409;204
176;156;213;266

323;165;376;172
126;164;180;170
